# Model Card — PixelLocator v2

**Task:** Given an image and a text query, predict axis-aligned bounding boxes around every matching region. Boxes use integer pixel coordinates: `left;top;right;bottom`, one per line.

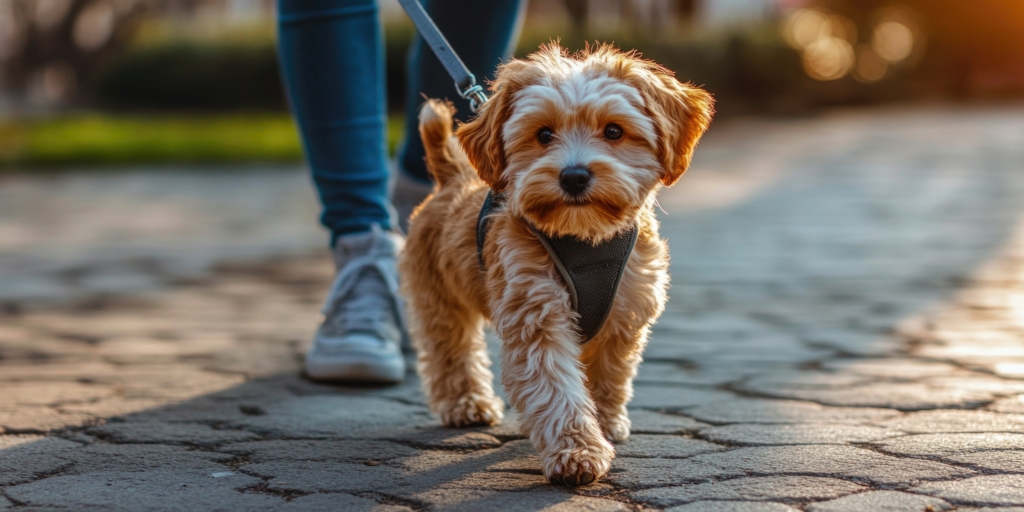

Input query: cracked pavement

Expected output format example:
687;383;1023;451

2;105;1024;511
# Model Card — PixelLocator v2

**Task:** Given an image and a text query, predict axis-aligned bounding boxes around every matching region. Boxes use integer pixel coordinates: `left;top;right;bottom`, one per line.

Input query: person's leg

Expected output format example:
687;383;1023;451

393;0;527;224
278;0;405;383
278;0;393;244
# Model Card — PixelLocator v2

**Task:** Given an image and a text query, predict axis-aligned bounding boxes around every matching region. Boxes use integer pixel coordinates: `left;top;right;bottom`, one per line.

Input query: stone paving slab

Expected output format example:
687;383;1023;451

875;410;1024;433
4;106;1024;510
613;435;725;459
699;423;903;445
632;476;867;507
667;502;800;512
610;444;973;489
0;436;80;486
957;509;1024;512
804;490;952;512
989;396;1024;413
684;398;901;425
913;475;1024;507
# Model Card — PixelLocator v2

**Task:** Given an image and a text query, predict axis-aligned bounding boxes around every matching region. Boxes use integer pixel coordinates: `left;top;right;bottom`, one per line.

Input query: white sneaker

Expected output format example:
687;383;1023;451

306;226;407;383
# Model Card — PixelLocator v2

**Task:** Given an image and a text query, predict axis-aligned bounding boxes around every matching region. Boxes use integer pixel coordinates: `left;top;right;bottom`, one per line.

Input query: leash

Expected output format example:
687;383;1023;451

396;0;488;113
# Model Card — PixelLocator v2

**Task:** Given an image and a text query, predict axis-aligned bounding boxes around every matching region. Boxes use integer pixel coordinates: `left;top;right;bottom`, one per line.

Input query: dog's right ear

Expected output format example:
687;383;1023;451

456;88;510;191
456;61;531;192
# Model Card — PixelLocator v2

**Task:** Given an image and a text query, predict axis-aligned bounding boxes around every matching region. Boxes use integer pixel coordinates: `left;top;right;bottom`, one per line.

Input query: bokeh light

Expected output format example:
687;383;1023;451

781;5;924;83
41;62;77;103
995;363;1024;378
873;20;914;63
828;14;857;45
854;44;888;83
73;0;115;51
35;0;72;30
803;36;855;81
783;8;830;50
783;8;858;81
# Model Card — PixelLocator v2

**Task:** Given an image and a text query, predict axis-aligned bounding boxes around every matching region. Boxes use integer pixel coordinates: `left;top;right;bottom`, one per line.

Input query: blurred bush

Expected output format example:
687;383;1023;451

93;24;414;113
92;23;823;116
521;27;815;116
10;1;1020;168
95;41;286;111
13;1;1024;115
810;0;1024;98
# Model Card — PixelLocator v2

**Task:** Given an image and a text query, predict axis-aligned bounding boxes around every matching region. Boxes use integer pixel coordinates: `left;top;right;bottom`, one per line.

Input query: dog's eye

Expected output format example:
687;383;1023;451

604;124;623;140
537;128;554;145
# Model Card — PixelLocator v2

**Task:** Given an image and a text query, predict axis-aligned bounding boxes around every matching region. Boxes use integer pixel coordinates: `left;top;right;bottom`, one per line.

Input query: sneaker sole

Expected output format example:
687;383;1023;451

305;354;405;383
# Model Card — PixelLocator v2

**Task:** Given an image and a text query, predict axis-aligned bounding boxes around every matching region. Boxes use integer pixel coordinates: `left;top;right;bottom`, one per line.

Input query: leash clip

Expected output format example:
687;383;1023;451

457;75;488;113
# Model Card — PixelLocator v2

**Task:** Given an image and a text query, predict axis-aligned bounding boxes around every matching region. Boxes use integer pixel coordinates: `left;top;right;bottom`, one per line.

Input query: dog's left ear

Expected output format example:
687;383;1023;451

632;68;715;186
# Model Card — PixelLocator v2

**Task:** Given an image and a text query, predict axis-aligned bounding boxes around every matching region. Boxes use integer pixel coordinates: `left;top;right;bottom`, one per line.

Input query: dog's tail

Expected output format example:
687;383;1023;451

418;99;474;187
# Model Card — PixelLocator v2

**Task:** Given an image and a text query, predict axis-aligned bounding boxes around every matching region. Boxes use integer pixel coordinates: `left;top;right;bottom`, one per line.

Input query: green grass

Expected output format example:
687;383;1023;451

0;114;405;168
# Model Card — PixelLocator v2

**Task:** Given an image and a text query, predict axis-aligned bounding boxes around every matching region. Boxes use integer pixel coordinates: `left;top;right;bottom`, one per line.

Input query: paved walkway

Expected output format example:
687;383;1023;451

3;105;1024;511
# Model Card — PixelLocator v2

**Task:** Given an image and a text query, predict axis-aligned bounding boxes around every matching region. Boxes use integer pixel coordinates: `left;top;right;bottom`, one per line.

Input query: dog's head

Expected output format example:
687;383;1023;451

457;43;714;242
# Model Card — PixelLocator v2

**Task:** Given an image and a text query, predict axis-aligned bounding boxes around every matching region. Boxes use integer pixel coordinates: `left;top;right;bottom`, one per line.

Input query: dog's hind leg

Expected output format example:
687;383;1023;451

408;297;503;427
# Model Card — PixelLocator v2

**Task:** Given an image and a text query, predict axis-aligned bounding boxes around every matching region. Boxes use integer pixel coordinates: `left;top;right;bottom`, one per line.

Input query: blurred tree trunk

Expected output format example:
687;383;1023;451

563;0;589;37
676;0;698;24
1;0;157;106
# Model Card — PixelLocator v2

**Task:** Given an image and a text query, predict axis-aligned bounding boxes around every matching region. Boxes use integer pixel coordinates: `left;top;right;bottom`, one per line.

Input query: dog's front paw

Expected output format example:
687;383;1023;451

600;412;631;443
543;434;615;486
438;393;504;427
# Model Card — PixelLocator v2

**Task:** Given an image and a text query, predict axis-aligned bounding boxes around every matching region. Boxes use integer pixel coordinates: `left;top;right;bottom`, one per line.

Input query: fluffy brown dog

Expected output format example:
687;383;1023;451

400;43;713;486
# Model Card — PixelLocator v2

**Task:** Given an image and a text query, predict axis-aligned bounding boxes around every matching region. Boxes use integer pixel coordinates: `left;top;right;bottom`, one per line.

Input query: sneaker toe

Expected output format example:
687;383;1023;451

306;333;405;383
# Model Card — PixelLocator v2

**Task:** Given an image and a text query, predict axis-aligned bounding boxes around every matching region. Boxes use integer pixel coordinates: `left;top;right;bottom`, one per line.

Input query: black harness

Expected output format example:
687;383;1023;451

477;191;638;343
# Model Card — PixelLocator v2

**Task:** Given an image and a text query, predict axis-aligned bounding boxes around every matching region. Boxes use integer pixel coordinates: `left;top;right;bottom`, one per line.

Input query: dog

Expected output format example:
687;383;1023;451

399;43;714;486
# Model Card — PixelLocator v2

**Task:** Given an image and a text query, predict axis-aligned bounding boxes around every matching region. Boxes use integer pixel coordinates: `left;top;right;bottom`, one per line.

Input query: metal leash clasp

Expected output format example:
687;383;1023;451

457;74;488;113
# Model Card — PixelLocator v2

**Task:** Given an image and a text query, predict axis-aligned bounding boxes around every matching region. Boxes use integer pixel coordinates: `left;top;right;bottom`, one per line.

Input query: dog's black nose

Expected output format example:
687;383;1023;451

559;166;592;196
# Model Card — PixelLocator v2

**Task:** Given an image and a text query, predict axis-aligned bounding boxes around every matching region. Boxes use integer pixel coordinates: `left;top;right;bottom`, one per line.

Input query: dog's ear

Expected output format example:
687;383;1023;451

632;67;715;186
456;60;532;191
456;85;511;191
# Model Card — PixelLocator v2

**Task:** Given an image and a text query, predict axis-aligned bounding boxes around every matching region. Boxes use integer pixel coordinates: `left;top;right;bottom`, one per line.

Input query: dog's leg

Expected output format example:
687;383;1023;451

581;328;648;443
495;274;615;486
410;300;503;427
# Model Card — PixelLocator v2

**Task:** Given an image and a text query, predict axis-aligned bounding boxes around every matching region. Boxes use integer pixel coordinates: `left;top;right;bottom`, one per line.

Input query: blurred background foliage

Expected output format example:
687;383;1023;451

1;0;1023;168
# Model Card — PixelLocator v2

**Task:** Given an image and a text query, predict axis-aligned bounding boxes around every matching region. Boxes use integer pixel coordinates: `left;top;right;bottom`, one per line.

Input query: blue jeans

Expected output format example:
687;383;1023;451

277;0;526;244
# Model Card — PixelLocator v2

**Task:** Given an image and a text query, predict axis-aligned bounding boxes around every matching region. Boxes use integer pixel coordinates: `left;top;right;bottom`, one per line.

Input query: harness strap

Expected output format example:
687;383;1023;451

477;191;638;342
476;190;498;269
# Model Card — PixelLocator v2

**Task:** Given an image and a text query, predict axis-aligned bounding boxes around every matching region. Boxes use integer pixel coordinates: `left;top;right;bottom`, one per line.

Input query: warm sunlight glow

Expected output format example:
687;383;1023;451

828;14;858;45
854;44;888;83
784;8;830;50
72;0;115;50
782;5;926;83
784;8;858;81
803;36;855;81
873;21;914;63
995;363;1024;378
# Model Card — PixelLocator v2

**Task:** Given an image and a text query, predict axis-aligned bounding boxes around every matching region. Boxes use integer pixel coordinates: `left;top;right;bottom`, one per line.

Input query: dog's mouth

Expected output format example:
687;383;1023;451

525;195;628;224
564;195;590;206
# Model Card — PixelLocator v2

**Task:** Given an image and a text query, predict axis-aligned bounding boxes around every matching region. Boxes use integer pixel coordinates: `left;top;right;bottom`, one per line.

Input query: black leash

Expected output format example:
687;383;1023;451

396;0;488;112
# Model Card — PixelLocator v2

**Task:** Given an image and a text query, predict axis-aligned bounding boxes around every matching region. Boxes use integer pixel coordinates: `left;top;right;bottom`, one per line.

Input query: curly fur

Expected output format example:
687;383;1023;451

400;43;714;486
